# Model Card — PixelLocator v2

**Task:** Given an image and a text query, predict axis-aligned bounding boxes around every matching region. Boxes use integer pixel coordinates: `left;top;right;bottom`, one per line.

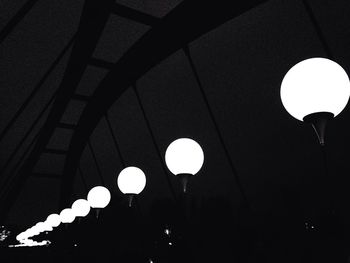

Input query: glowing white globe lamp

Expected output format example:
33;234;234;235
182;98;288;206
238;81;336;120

87;186;111;218
22;229;32;239
20;231;29;240
87;186;111;209
72;199;91;217
165;138;204;192
35;222;46;233
42;222;53;232
16;233;26;241
28;227;40;237
117;166;146;207
59;208;75;224
281;57;350;144
165;138;204;175
33;222;52;233
117;167;146;194
46;214;61;227
281;57;350;120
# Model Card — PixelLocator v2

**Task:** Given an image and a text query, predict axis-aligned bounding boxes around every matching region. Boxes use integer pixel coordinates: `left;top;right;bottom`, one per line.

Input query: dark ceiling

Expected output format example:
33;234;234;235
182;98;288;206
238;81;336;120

1;0;350;262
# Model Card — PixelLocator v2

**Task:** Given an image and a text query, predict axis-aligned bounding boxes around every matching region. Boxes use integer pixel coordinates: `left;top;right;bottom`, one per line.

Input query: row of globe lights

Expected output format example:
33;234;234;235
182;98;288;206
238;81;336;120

15;138;204;244
98;57;350;208
16;189;108;243
16;56;350;244
16;214;59;243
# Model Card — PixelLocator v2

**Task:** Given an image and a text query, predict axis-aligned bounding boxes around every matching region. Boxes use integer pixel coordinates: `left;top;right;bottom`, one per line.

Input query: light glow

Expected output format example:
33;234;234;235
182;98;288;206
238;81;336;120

165;138;204;175
280;57;350;121
87;186;111;209
72;199;91;217
46;214;61;227
117;167;146;194
60;208;75;223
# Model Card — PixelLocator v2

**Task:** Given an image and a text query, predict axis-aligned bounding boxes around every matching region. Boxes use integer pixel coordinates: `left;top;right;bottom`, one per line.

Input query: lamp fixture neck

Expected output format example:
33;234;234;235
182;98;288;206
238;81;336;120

303;112;334;145
125;193;135;207
177;173;193;193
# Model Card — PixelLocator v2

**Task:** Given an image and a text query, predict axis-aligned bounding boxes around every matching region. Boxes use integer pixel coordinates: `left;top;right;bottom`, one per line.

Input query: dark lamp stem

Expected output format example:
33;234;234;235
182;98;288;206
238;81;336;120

177;173;193;193
303;112;334;145
95;208;100;219
126;193;135;207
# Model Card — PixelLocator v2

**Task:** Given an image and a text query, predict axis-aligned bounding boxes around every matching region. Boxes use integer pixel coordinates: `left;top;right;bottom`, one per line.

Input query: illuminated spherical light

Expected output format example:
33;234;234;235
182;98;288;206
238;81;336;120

35;222;46;232
16;233;25;241
46;214;61;227
21;231;29;239
27;227;40;237
72;199;91;217
87;186;111;209
60;208;75;223
42;222;53;232
280;57;350;121
22;230;31;239
20;235;28;241
165;138;204;175
33;221;53;233
117;167;146;194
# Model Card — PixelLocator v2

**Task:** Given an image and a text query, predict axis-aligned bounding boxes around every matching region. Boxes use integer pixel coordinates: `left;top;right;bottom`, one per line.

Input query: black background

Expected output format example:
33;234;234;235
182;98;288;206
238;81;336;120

1;0;350;262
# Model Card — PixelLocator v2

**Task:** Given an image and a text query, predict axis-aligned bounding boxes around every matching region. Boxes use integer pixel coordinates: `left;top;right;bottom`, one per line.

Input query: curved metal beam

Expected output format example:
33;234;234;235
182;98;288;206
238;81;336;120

0;0;39;44
0;0;115;220
61;0;267;207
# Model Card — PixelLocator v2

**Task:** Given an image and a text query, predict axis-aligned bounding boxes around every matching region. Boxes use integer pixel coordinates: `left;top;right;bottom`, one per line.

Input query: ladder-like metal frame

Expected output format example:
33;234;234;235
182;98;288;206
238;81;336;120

0;0;161;220
0;0;267;221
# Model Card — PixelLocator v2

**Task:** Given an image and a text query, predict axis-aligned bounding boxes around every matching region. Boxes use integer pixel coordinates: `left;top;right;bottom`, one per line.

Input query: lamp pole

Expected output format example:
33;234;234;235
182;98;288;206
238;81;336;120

280;56;350;260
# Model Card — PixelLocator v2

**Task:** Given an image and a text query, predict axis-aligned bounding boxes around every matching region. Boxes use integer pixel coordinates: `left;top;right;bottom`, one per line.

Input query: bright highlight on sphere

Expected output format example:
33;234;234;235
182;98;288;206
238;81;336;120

165;138;204;175
72;199;91;217
87;186;111;208
46;214;61;227
117;167;146;194
59;208;75;223
280;57;350;121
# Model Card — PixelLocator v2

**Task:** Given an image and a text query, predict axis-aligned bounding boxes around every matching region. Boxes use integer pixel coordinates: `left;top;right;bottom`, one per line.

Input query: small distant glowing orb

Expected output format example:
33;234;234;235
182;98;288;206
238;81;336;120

16;233;25;241
42;222;53;232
